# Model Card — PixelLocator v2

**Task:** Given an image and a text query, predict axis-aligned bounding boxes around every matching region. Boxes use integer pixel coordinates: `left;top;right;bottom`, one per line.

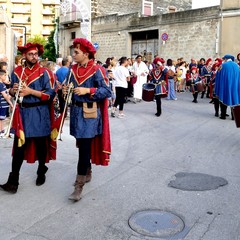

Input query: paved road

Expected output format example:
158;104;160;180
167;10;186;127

0;92;240;240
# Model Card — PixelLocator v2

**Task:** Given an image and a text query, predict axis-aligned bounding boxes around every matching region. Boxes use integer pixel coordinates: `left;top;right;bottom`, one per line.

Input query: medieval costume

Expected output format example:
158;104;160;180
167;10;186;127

200;58;212;98
65;38;111;201
215;54;240;120
189;67;202;103
0;43;56;194
149;58;168;117
211;62;222;117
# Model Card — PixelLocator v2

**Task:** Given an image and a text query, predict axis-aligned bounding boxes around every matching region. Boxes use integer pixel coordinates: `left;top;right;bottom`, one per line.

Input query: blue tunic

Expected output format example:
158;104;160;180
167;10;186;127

68;64;111;138
11;65;56;138
150;68;167;95
215;61;240;106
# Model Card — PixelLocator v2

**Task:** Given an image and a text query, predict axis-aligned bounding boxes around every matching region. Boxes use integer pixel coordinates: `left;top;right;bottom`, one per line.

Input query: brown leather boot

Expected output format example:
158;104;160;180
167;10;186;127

68;175;86;201
86;167;92;183
0;172;19;194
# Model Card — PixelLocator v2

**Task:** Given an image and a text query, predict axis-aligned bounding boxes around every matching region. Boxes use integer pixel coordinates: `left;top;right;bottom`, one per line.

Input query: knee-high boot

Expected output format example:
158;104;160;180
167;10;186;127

220;102;227;119
36;165;48;186
213;98;219;117
69;175;86;201
0;172;19;194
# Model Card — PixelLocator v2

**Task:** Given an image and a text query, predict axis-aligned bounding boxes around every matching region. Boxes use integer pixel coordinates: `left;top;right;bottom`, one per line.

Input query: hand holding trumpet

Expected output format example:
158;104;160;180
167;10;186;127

62;84;90;96
11;82;32;97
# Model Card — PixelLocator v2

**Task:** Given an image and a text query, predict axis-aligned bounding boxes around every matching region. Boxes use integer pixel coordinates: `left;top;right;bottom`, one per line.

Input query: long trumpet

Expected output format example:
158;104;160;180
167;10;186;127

4;68;25;138
57;71;73;141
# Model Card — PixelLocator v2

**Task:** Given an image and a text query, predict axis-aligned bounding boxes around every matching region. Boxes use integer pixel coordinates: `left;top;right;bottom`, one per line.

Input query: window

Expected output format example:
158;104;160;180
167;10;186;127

142;0;153;16
71;32;76;40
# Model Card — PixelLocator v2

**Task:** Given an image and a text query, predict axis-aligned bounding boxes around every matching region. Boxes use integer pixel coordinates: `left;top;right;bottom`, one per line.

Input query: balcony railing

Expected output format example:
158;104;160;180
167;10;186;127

11;18;28;24
42;29;51;35
11;0;30;3
42;9;55;15
42;0;60;4
42;19;55;25
11;8;31;13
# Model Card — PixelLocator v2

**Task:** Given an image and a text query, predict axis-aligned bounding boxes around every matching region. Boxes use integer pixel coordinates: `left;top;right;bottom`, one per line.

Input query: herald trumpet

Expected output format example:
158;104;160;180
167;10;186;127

4;68;25;138
57;72;73;141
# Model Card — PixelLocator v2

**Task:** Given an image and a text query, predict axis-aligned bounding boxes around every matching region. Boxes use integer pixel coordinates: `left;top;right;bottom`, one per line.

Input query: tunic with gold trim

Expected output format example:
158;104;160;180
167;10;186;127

68;60;111;138
11;63;56;138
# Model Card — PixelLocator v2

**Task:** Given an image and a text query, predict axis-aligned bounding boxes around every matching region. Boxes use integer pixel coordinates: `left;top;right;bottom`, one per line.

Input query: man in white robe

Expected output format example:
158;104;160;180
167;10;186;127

132;55;149;102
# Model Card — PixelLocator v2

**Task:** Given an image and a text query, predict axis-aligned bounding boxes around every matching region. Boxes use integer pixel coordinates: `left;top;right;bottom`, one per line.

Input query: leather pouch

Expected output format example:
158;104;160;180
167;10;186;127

83;102;97;119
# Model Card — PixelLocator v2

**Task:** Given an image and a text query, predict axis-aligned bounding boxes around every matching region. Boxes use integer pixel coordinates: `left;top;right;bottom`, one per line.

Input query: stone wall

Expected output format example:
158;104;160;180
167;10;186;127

96;0;192;16
159;7;220;60
92;6;221;62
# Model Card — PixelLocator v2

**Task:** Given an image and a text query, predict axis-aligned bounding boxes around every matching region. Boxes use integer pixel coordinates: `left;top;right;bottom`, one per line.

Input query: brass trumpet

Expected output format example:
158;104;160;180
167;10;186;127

57;71;73;141
4;68;25;138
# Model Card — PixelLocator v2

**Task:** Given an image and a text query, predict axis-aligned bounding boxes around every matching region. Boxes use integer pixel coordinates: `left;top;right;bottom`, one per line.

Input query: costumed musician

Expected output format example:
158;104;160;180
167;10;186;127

200;58;213;99
189;66;201;103
62;38;111;201
0;43;56;194
149;57;168;117
215;54;240;121
210;60;222;117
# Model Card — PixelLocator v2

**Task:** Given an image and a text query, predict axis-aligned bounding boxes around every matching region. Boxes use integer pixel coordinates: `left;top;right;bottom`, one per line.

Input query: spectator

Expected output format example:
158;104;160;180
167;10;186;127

132;55;149;103
111;56;130;118
0;69;13;137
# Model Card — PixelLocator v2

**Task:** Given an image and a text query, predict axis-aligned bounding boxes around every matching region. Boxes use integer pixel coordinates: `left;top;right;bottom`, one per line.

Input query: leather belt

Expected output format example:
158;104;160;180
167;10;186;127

74;102;99;108
20;101;49;108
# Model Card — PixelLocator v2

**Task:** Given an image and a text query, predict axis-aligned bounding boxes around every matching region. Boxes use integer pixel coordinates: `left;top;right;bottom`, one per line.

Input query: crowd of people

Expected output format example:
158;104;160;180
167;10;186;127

98;53;240;119
0;40;240;201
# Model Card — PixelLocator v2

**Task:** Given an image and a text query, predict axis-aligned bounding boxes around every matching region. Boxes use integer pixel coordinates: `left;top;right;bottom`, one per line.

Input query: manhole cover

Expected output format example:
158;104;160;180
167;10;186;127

128;210;185;238
168;172;228;191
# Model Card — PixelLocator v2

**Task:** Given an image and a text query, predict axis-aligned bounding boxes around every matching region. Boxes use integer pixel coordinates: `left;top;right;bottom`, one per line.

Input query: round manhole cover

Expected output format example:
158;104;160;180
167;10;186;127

128;210;185;238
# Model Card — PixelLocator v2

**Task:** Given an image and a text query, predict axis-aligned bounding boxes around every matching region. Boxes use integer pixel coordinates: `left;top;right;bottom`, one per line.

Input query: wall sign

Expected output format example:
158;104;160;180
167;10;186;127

161;33;169;41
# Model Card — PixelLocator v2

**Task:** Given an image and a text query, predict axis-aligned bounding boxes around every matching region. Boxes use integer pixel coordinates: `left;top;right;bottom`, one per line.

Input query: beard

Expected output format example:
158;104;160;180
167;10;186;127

25;58;38;68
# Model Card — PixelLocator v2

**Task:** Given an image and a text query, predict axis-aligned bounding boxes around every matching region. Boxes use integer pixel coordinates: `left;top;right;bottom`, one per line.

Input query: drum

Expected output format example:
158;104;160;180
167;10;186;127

232;105;240;128
142;83;155;102
196;82;204;92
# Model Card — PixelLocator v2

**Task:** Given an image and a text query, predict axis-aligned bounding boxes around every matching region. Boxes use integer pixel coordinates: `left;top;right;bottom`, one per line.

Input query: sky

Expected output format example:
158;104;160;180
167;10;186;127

192;0;220;9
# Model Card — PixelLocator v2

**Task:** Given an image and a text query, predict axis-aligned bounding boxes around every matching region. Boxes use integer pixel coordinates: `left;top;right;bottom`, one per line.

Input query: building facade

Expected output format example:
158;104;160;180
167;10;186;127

0;0;60;46
92;0;240;62
58;0;192;58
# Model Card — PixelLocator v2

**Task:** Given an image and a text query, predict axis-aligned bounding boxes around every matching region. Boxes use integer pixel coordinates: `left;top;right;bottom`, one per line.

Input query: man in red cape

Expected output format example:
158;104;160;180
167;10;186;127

0;43;56;194
62;38;111;201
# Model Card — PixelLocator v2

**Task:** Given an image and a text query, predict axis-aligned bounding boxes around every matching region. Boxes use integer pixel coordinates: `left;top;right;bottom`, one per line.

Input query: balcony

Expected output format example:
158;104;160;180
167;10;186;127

60;12;82;25
42;29;51;35
42;19;55;25
42;0;60;5
11;7;31;13
11;0;30;3
42;9;55;15
11;18;28;24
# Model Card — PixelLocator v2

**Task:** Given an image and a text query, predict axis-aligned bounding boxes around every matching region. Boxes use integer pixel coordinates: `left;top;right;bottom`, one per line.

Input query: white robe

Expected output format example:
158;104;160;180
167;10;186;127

133;61;149;99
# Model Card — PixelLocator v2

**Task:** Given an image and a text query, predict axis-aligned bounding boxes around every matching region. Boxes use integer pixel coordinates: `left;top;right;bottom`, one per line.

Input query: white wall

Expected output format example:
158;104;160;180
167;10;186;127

192;0;220;9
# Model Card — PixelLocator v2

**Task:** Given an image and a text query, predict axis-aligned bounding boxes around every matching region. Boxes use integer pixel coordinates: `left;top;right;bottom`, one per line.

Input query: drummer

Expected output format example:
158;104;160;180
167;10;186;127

200;58;213;98
149;57;168;117
189;66;201;103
